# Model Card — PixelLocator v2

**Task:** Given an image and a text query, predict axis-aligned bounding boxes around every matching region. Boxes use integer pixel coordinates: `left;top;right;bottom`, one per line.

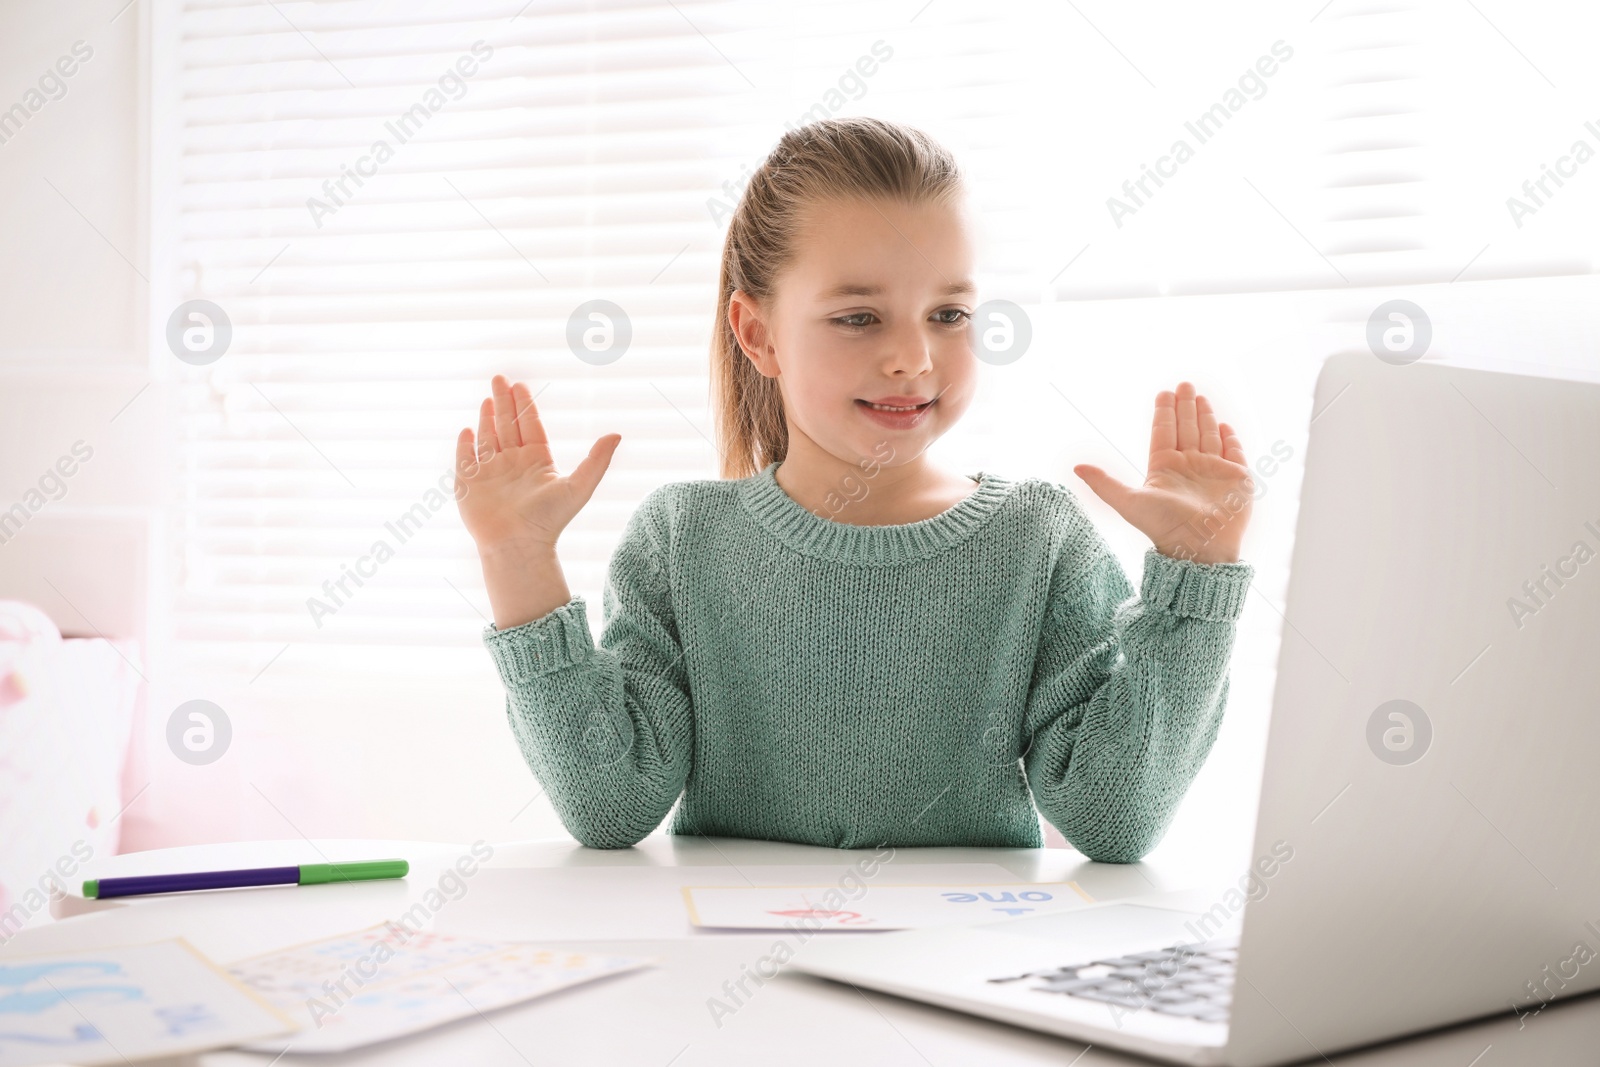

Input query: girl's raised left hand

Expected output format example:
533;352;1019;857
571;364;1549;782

1073;382;1253;565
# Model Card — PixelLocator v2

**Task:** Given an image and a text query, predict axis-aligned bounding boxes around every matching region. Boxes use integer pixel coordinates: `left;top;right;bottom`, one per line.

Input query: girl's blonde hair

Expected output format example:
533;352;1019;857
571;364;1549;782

711;117;964;478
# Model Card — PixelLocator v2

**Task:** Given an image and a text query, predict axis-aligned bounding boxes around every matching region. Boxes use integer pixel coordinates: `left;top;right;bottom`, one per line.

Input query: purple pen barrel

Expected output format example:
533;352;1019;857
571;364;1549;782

89;865;302;899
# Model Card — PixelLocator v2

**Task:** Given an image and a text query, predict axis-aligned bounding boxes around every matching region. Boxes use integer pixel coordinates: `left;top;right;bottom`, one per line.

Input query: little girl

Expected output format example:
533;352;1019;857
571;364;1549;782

455;117;1255;862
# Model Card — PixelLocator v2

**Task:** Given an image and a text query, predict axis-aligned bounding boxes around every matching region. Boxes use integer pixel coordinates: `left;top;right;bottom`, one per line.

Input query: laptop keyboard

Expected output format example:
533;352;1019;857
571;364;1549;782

987;938;1238;1023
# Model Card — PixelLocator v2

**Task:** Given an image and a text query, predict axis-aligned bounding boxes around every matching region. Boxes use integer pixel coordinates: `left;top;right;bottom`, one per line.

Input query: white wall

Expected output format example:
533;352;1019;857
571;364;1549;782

0;0;160;628
0;1;169;860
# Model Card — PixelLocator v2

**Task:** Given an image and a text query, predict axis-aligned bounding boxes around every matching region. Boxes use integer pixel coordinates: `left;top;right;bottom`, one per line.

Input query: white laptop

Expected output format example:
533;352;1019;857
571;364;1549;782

792;352;1600;1066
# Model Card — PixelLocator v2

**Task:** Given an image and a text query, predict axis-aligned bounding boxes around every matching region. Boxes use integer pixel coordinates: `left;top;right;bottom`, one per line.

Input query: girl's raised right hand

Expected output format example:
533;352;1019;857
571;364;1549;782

455;375;621;551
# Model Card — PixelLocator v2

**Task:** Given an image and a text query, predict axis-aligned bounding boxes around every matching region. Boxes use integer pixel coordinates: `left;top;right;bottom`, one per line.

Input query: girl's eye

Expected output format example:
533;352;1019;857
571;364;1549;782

933;308;972;327
832;312;877;329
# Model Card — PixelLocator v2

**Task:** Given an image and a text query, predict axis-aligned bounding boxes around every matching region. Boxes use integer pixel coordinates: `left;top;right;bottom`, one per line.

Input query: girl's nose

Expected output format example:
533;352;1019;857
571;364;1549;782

880;321;933;377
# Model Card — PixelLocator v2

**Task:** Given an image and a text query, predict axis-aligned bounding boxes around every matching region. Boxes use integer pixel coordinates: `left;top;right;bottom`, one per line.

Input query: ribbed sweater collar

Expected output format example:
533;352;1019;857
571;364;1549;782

738;461;1016;565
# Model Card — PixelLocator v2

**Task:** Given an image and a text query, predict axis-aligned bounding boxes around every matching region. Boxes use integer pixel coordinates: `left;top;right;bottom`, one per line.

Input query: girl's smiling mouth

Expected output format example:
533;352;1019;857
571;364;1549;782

854;394;937;430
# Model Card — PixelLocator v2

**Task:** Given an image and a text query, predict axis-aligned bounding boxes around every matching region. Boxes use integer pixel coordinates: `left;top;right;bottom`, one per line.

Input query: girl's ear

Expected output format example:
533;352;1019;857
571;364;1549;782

729;289;780;378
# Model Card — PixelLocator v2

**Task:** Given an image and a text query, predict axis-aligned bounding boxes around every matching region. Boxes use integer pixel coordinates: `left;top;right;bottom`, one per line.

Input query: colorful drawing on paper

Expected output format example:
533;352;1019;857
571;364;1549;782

763;889;873;926
0;940;293;1067
228;923;656;1053
683;881;1096;931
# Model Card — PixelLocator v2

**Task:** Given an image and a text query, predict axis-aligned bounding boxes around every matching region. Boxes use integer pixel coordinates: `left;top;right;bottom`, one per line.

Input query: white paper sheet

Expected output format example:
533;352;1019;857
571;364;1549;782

682;880;1096;930
228;923;655;1053
0;939;294;1067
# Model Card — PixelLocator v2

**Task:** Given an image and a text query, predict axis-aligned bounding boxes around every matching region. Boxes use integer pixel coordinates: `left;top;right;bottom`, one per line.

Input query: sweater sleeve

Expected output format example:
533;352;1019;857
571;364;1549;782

1022;536;1253;864
482;491;693;849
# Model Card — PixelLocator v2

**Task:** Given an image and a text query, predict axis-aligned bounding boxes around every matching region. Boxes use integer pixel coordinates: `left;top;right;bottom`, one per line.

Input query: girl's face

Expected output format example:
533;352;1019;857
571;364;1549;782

733;194;979;468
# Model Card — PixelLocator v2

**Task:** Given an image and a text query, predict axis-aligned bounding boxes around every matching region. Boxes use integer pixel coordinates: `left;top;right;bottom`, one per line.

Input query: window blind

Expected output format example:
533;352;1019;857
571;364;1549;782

161;0;1037;673
160;0;1593;674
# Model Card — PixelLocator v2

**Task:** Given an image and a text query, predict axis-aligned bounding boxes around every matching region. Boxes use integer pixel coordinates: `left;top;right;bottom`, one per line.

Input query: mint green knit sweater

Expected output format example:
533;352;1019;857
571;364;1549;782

484;463;1253;862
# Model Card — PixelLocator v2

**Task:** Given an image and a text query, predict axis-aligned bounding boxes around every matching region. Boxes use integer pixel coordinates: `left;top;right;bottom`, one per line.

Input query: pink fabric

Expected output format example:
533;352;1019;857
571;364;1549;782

0;602;141;932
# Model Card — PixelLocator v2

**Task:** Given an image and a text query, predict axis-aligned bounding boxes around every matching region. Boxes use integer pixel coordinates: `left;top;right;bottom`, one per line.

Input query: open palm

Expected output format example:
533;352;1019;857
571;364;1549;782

455;375;621;550
1073;382;1253;565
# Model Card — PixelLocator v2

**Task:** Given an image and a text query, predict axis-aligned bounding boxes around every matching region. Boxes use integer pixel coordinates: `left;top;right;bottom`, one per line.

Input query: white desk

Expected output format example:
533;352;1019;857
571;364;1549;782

9;836;1598;1065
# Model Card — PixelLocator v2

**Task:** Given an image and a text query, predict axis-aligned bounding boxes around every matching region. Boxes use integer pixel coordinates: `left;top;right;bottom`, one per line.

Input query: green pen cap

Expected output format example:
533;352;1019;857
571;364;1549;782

299;859;409;885
83;879;100;898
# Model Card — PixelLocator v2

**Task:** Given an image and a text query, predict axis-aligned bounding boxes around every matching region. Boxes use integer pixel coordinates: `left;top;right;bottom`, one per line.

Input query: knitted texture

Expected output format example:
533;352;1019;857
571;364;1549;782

484;463;1253;861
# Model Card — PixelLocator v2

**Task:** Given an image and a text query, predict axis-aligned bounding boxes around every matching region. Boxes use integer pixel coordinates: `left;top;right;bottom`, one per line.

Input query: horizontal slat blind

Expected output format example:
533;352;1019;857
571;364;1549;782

163;0;1036;673
169;0;755;671
164;0;1595;674
1004;0;1599;298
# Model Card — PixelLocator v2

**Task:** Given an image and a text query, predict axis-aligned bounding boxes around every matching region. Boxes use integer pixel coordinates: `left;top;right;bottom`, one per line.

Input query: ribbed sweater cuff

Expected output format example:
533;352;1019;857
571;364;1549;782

482;596;595;683
1140;548;1252;621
